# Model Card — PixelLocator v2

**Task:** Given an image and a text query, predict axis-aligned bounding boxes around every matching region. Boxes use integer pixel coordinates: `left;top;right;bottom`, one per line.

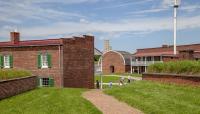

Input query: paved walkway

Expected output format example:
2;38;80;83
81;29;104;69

83;90;143;114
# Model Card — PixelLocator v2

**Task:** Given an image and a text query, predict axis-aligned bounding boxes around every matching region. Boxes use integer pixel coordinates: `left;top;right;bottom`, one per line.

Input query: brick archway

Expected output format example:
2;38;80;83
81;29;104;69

102;51;125;74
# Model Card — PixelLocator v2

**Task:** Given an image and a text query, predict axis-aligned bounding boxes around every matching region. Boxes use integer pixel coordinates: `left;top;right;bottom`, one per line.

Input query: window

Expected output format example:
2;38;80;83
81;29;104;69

42;78;49;86
0;55;13;69
38;53;51;69
4;55;10;68
39;77;54;87
41;54;48;68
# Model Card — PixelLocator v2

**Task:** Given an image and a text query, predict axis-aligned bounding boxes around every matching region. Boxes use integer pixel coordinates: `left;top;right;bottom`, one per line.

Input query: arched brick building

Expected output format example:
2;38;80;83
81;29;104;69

100;50;132;74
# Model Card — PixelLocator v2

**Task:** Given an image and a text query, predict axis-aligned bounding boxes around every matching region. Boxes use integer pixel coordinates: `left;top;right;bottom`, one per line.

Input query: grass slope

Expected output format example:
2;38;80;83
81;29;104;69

104;81;200;114
95;75;120;83
0;88;102;114
0;69;31;80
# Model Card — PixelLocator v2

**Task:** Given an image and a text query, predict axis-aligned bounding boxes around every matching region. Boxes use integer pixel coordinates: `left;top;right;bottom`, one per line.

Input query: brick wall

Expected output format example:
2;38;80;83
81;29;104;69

143;73;200;86
137;44;200;54
0;76;37;100
62;36;94;89
0;46;62;87
125;65;131;73
102;51;125;74
179;50;194;60
162;56;179;62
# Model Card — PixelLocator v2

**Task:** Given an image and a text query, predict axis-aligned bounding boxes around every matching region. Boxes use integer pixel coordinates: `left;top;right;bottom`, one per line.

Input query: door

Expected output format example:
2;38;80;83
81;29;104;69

110;65;115;73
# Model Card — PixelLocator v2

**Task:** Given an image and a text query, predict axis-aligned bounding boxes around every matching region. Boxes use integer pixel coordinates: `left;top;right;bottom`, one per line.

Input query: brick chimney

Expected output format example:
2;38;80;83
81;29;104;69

162;44;168;48
10;32;20;44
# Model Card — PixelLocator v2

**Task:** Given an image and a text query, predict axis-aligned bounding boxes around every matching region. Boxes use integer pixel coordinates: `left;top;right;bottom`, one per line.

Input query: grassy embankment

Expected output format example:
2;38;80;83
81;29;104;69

0;69;31;80
147;60;200;75
104;81;200;114
0;88;102;114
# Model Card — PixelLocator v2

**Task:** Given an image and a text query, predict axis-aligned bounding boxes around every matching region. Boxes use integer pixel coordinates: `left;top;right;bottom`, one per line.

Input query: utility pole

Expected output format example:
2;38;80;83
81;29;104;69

100;57;103;89
173;0;181;55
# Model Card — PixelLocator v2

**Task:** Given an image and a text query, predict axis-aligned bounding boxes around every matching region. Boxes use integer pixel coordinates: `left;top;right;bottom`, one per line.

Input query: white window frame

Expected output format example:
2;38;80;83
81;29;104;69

4;55;10;68
41;54;48;68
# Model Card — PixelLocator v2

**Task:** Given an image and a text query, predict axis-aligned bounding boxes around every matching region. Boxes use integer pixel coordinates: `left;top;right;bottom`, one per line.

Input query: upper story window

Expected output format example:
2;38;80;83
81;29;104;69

0;55;13;69
38;53;52;69
41;54;48;68
4;55;10;68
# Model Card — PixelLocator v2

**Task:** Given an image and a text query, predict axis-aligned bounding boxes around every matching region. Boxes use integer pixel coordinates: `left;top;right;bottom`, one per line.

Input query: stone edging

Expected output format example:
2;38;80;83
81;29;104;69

143;73;200;78
0;76;37;83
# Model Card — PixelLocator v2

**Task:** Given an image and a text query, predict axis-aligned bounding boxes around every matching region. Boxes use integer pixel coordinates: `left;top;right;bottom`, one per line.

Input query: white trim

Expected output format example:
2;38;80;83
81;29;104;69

41;54;48;69
101;50;126;65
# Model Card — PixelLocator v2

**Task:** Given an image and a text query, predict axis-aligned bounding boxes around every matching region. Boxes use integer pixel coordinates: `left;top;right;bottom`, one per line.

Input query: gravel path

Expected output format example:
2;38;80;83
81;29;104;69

83;90;143;114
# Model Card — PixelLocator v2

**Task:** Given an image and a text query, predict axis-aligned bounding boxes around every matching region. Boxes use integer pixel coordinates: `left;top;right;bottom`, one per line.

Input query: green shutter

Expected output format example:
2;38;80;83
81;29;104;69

38;54;42;69
9;55;13;68
0;55;3;68
47;53;52;68
49;78;54;87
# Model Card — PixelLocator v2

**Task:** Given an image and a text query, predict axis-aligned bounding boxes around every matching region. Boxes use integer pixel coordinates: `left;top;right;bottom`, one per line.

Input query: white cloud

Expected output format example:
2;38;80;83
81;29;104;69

0;0;200;41
128;0;200;15
180;5;200;12
128;8;168;14
1;14;200;40
95;0;153;10
0;0;86;24
161;0;174;8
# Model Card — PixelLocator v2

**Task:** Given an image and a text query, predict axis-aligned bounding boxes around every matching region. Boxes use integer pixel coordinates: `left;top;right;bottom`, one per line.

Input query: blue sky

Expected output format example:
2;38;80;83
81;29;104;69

0;0;200;53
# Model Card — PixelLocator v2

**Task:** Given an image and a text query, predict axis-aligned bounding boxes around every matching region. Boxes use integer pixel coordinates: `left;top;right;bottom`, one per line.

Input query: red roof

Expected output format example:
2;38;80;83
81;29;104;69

0;39;63;47
134;51;177;57
134;43;200;57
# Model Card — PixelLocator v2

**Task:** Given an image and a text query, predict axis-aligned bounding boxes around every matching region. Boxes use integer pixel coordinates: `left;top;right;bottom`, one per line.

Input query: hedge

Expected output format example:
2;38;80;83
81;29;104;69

94;55;101;62
147;60;200;75
0;69;31;80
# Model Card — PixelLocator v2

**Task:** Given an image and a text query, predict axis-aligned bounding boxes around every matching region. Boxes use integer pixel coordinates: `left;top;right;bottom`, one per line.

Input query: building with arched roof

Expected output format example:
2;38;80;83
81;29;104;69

99;50;133;74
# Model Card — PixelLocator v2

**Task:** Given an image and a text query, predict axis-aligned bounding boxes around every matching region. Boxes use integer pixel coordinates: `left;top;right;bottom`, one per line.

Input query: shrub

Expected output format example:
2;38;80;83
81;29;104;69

148;63;165;73
0;69;31;80
147;60;200;75
94;55;101;62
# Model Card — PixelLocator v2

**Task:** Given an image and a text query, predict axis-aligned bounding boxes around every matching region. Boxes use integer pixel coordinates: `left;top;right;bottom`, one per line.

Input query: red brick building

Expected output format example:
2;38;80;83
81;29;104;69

133;44;200;73
100;50;132;74
0;32;94;88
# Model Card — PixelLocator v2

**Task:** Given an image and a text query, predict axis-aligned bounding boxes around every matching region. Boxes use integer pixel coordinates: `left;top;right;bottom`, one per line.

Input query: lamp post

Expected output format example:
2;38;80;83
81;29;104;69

173;0;181;55
100;57;103;89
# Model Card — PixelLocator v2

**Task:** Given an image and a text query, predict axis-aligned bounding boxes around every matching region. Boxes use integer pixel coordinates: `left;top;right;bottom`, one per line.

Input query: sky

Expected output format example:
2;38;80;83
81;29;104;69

0;0;200;53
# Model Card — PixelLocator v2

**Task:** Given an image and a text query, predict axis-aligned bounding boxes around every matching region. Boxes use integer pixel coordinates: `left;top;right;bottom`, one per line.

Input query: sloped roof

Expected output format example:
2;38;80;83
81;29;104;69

95;48;102;55
134;43;200;57
134;51;176;57
112;51;132;65
0;38;63;47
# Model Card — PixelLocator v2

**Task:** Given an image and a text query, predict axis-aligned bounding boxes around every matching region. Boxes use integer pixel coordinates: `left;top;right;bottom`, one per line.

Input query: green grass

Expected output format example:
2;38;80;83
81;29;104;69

126;73;142;77
95;75;120;83
148;60;200;75
0;69;31;80
104;81;200;114
0;88;102;114
95;73;141;83
105;73;142;77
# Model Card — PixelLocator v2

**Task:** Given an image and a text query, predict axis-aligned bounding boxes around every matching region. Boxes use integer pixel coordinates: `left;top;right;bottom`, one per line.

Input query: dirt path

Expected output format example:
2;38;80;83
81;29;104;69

83;90;143;114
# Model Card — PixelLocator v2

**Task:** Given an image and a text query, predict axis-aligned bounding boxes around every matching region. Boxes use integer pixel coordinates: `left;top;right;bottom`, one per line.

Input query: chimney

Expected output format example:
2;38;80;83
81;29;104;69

10;32;20;44
162;44;168;48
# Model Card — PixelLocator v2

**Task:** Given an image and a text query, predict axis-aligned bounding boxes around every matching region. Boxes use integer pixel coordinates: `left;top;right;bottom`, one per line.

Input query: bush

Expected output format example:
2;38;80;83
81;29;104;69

94;55;101;62
0;69;31;80
147;60;200;75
